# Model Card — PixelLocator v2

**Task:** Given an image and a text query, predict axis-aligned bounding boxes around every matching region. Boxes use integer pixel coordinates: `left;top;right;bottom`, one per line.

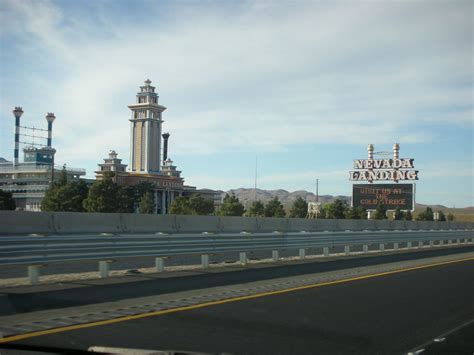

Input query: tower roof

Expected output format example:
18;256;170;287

140;79;156;93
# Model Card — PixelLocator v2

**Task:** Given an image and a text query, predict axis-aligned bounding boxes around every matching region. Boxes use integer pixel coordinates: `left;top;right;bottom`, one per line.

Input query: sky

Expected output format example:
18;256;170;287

0;0;472;207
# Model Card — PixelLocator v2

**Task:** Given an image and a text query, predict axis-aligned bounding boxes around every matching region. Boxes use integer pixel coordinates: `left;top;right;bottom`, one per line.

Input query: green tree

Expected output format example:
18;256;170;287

264;197;286;217
405;210;413;221
318;204;331;219
246;200;265;217
169;196;193;215
0;190;16;210
83;173;129;213
139;191;155;214
218;194;244;216
169;194;214;215
42;167;89;212
447;213;455;221
326;199;348;219
437;210;446;222
289;197;308;218
393;206;404;221
373;201;387;220
345;206;366;219
416;207;434;221
189;193;214;215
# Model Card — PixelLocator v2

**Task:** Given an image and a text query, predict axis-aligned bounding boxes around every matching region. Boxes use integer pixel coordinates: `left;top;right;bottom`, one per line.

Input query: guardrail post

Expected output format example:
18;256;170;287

362;244;368;253
155;257;164;272
28;265;41;285
429;240;434;248
99;260;111;278
239;252;247;265
323;247;329;257
407;241;412;249
272;250;279;262
201;254;209;268
344;245;350;256
393;242;399;251
379;243;385;252
299;248;306;260
418;241;423;248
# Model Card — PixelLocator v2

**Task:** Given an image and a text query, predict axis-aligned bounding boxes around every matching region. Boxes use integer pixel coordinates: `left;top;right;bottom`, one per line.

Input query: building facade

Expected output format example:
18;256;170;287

0;109;85;211
96;80;220;214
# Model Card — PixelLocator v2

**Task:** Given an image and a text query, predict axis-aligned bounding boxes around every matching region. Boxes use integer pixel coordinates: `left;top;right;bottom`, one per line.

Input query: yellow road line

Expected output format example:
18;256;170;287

1;256;473;344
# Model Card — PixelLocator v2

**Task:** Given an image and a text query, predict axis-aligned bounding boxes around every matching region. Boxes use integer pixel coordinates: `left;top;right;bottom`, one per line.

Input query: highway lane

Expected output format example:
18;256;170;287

1;252;473;354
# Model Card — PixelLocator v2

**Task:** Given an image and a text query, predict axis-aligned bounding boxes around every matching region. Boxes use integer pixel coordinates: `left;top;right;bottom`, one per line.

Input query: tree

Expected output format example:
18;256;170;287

247;200;265;217
416;207;434;221
373;201;387;220
326;199;348;219
447;213;455;221
42;168;89;212
169;194;214;215
405;210;413;221
264;197;286;217
437;210;446;222
0;190;16;210
318;204;331;219
289;197;307;218
169;196;193;215
83;173;129;213
393;206;404;221
345;206;366;219
218;194;244;216
189;193;214;215
139;191;155;214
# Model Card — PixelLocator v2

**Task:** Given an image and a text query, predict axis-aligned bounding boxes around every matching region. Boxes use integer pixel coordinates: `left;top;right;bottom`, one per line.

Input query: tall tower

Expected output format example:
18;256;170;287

128;79;166;173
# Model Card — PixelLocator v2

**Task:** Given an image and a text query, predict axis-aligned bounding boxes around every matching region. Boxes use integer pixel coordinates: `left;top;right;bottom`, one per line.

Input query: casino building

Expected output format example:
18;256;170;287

0;109;86;211
96;80;219;214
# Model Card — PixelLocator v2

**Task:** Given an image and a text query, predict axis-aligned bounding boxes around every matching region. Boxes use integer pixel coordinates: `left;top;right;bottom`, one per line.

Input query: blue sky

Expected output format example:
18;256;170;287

0;0;472;207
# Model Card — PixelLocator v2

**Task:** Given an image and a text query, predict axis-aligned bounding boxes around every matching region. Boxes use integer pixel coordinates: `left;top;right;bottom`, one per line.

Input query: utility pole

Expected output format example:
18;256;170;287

254;155;258;202
316;179;319;203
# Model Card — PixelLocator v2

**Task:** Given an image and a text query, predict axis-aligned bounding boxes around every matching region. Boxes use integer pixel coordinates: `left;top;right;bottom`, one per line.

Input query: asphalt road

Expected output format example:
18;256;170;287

1;251;473;354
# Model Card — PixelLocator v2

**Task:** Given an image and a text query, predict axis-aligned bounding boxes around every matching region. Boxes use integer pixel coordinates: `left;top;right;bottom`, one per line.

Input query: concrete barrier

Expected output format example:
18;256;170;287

375;220;394;230
0;211;54;235
121;214;177;234
287;218;317;232
219;216;258;233
313;219;340;232
360;220;377;231
257;217;288;232
0;211;472;236
175;215;220;233
338;219;365;231
54;212;122;234
392;220;407;230
405;221;420;230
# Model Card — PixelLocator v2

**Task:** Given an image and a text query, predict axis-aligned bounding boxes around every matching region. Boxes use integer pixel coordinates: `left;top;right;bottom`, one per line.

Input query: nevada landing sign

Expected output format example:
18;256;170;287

349;158;419;183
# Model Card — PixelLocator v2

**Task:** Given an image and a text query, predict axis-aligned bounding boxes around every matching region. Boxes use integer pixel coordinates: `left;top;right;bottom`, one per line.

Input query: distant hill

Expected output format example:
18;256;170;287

220;188;350;206
217;188;473;221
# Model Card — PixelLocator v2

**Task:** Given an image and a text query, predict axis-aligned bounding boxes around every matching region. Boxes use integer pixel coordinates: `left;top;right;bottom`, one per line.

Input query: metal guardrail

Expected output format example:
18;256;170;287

0;229;472;285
